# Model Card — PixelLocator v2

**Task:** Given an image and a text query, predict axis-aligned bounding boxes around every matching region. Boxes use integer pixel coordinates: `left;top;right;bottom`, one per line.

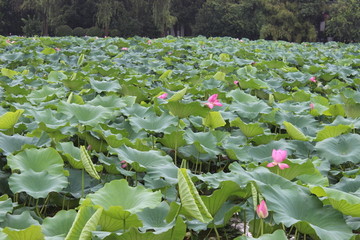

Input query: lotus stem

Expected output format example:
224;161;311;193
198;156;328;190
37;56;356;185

243;210;247;236
81;168;85;198
40;194;50;215
214;225;220;240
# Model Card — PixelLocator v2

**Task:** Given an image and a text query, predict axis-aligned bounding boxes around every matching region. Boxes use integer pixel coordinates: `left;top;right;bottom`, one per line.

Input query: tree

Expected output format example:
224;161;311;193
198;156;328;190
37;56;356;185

21;0;65;36
193;0;262;39
96;0;121;36
152;0;177;36
326;0;360;42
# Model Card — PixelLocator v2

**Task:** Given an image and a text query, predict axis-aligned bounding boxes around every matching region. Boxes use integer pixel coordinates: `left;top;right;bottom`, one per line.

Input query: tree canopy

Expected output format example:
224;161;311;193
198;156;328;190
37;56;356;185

0;0;358;42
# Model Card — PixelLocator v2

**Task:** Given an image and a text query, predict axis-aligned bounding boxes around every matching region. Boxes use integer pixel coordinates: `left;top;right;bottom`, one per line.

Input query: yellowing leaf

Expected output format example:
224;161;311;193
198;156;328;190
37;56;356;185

283;121;308;141
0;109;24;129
203;111;226;129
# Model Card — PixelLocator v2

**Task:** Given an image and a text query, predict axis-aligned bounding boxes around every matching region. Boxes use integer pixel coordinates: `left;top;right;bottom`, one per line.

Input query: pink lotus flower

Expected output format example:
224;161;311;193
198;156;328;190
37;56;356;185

234;80;239;85
309;76;316;82
6;39;15;44
121;47;128;51
120;160;127;168
256;200;269;219
310;103;315;110
205;94;223;109
158;92;168;99
54;47;61;51
147;40;152;45
267;149;289;170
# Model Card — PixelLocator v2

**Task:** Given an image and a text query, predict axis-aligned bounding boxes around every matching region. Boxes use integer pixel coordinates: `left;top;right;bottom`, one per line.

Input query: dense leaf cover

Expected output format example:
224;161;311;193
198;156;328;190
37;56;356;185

0;36;359;239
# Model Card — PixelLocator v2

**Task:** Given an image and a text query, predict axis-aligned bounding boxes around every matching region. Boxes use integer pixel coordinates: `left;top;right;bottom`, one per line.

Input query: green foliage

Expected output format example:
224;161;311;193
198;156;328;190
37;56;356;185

86;26;103;37
73;27;86;37
55;25;73;36
326;0;360;42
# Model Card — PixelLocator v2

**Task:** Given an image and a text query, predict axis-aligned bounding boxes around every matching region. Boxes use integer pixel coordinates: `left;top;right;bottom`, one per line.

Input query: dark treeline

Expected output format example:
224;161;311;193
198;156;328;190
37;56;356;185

0;0;359;42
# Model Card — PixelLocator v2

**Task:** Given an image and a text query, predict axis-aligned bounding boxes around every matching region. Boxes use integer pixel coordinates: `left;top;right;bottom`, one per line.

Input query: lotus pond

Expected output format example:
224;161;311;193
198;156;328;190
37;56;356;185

0;36;359;240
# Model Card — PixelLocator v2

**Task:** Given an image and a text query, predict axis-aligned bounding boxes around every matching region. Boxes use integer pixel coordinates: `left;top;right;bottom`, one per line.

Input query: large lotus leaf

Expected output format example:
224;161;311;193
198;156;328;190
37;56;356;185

0;196;13;223
7;147;65;174
0;133;44;156
167;87;187;102
227;89;258;103
283;121;309;141
83;179;162;213
262;185;353;240
315;124;352;141
87;95;132;110
184;129;221;156
332;175;360;194
42;210;77;238
310;186;360;217
0;109;24;130
109;145;176;173
129;112;178;133
178;168;213;223
201;181;242;217
202;111;226;129
27;108;69;129
315;134;360;165
65;206;103;240
2;225;44;240
235;229;287;240
136;201;186;238
230;117;264;138
0;211;39;230
90;79;121;93
230;101;271;120
56;142;82;169
165;101;208;118
261;159;318;181
27;85;65;104
57;101;114;126
9;170;68;198
158;130;187;149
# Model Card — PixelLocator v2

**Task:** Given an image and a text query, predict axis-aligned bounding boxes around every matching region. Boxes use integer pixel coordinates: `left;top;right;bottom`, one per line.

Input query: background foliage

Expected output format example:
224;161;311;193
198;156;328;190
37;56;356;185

0;0;358;42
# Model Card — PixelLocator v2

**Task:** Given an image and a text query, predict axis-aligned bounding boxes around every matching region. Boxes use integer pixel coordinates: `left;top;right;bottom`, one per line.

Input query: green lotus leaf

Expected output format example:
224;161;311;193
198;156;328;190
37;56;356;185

165;101;208;118
0;196;13;223
90;79;121;93
0;109;24;130
87;95;129;109
2;225;44;240
158;130;187;149
42;210;77;238
184;129;221;156
65;206;103;240
315;134;360;165
83;179;162;213
56;142;83;169
48;71;67;83
129;112;178;133
41;47;56;55
201;181;241;217
167;87;187;102
0;211;39;230
1;68;19;79
263;185;353;240
178;168;213;223
283;121;308;141
0;133;45;156
57;101;114;126
80;146;100;180
231;117;264;138
109;145;175;172
230;100;271;120
310;186;360;217
213;71;226;81
7;147;65;174
27;108;69;129
9;170;68;198
315;124;352;141
202;111;226;129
